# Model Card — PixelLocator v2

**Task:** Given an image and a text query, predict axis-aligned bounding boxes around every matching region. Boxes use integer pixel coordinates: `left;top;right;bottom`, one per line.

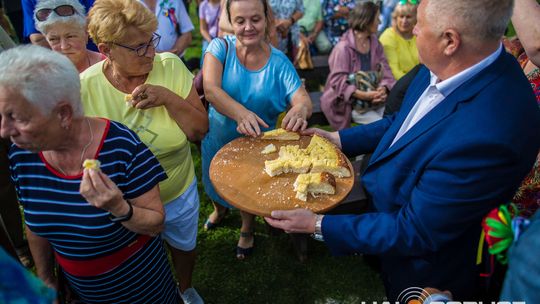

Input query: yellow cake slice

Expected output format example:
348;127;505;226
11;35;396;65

307;135;351;177
261;144;277;154
264;158;311;177
263;134;350;178
261;128;300;141
293;172;336;201
83;159;101;170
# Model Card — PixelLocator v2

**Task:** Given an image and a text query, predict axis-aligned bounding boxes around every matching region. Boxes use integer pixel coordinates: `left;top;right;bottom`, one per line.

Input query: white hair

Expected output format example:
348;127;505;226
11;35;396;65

425;0;513;42
34;0;86;34
0;45;82;116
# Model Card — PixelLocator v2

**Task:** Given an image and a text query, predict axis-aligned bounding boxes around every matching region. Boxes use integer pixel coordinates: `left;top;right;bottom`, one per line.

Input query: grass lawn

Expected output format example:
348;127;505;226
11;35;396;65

180;4;387;303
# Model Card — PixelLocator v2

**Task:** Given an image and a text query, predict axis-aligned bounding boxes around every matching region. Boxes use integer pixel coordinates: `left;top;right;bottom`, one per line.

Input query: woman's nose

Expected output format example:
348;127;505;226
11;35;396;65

0;119;15;139
60;38;70;49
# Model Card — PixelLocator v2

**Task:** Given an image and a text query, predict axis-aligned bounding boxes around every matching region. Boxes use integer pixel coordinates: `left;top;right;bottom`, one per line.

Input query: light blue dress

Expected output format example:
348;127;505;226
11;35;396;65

201;35;302;208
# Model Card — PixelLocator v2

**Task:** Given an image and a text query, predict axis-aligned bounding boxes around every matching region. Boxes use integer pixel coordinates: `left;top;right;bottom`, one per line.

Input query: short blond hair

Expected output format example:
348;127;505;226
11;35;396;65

392;3;417;23
87;0;157;44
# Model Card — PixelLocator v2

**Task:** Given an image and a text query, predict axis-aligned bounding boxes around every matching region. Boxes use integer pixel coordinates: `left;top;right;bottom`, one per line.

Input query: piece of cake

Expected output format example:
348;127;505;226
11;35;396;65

293;172;336;201
261;144;277;154
307;135;351;177
83;159;101;170
263;134;351;178
124;94;133;102
261;128;300;141
264;158;311;177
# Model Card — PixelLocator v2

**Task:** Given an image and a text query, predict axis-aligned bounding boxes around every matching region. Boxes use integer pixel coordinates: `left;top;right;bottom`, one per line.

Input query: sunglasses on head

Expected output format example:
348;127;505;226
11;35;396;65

35;5;77;22
399;0;418;5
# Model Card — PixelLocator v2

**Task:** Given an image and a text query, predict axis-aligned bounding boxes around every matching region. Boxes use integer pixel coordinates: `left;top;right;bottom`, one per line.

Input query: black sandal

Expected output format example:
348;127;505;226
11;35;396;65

203;209;229;231
236;231;254;260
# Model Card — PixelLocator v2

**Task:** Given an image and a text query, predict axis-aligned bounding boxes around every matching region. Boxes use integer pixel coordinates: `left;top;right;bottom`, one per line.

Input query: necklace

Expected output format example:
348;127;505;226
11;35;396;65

355;35;370;52
106;61;146;94
55;118;94;176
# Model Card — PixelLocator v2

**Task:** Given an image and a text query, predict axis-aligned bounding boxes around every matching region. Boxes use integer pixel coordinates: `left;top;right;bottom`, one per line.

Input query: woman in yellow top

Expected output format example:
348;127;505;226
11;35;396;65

80;0;208;303
379;1;419;80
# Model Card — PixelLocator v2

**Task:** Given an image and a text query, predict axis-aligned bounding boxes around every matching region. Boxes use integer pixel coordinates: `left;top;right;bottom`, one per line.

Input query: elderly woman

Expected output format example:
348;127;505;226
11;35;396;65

379;1;419;80
34;0;103;72
0;45;180;303
320;1;395;130
202;0;312;259
81;0;208;302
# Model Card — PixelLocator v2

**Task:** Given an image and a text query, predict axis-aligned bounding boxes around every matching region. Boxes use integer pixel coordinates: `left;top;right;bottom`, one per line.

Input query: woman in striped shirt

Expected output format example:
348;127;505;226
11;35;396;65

0;45;180;303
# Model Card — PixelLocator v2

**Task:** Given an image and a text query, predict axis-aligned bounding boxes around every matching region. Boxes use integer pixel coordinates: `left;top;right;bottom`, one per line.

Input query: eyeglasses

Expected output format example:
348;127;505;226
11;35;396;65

35;5;77;22
112;33;161;57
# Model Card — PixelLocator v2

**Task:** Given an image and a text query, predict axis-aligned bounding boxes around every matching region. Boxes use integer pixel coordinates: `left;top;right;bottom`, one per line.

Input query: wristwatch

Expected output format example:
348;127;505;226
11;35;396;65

311;214;324;242
109;200;133;223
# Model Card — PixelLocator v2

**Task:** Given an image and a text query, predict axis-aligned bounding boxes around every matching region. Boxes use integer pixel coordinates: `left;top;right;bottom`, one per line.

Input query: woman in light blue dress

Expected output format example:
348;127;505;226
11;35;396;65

201;0;312;259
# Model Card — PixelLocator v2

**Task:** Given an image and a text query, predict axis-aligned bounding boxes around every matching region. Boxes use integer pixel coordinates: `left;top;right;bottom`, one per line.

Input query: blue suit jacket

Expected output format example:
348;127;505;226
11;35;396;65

324;50;540;300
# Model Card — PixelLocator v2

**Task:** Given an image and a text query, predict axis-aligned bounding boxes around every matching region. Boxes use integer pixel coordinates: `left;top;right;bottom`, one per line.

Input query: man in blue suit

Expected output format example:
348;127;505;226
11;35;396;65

266;0;540;301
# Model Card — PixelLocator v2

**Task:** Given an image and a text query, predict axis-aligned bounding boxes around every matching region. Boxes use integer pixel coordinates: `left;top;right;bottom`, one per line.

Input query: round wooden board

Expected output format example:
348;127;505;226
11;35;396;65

209;135;354;217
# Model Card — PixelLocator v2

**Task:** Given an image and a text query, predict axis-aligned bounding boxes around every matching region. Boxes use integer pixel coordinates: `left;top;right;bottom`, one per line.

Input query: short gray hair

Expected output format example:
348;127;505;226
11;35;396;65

34;0;86;34
0;45;82;116
425;0;513;42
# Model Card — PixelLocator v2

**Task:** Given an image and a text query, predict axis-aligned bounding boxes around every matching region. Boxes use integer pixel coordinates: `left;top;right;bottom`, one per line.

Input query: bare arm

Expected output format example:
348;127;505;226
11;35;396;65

26;227;56;289
169;31;193;56
131;83;209;142
200;19;213;43
307;20;324;43
202;52;269;136
80;170;165;236
512;0;540;66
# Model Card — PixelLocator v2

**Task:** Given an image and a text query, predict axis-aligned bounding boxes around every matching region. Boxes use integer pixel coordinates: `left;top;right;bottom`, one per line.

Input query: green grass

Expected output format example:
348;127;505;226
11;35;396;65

179;4;386;303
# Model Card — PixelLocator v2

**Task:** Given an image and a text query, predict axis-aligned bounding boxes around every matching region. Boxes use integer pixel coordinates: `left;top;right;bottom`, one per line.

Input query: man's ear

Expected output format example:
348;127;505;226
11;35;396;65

98;42;111;58
442;28;461;56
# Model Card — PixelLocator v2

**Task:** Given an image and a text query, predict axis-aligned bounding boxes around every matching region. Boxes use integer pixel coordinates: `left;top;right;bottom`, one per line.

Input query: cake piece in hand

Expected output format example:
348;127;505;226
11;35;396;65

293;172;336;201
261;128;300;141
83;159;101;171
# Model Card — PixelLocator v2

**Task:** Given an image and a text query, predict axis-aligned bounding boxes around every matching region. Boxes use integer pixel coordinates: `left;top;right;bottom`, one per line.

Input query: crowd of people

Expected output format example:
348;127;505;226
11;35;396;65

0;0;539;303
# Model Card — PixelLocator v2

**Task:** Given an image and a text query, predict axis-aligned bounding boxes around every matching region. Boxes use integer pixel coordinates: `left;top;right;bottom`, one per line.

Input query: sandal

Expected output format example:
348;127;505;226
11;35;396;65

203;209;229;231
15;245;34;269
236;231;254;260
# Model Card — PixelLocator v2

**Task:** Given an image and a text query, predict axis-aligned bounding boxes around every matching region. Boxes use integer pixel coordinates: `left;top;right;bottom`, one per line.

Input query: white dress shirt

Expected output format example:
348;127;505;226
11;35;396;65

390;44;503;147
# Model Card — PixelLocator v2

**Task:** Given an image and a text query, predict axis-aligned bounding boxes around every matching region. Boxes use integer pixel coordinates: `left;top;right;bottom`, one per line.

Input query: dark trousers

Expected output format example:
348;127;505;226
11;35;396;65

0;139;26;253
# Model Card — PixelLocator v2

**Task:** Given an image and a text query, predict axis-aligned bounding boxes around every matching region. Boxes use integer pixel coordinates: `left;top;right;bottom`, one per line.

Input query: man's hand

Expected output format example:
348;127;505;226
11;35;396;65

301;128;341;148
265;209;317;233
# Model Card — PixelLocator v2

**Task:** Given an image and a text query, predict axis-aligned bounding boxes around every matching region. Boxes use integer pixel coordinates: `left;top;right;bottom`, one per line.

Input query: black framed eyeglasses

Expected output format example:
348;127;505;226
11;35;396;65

35;5;77;22
112;33;161;57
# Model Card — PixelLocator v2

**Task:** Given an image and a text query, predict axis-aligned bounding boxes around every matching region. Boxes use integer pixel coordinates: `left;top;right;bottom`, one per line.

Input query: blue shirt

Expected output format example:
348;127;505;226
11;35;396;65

201;35;301;207
203;35;301;147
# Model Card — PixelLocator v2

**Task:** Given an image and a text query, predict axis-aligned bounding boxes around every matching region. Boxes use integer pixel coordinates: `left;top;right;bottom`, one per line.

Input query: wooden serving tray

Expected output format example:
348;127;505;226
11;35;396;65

209;135;354;217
